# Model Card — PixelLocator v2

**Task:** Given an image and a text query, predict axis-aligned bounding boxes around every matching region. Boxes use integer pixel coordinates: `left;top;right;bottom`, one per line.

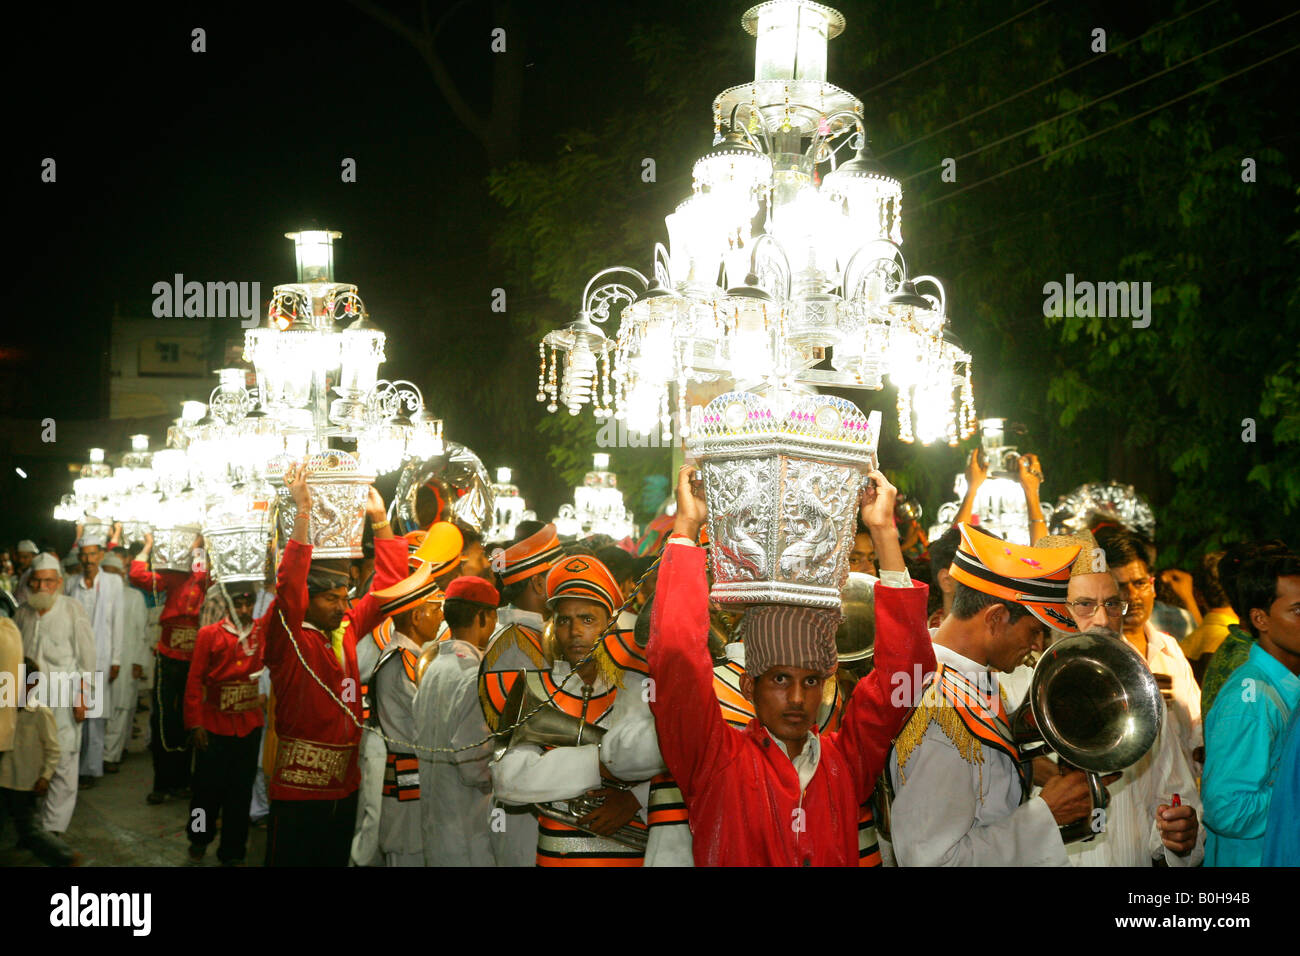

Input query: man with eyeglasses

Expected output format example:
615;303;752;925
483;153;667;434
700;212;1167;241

1041;532;1202;867
1096;527;1202;773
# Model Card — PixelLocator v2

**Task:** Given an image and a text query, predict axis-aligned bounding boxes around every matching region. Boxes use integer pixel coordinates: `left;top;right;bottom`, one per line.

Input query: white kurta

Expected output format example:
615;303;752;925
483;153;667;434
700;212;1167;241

15;597;96;832
373;632;424;867
415;638;496;866
1136;623;1202;773
104;584;147;763
1065;694;1205;867
64;571;124;779
888;644;1068;867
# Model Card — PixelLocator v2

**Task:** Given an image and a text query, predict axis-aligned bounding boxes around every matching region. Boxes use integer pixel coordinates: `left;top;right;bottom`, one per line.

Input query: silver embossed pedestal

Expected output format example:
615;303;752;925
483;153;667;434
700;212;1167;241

203;488;273;585
269;451;374;559
152;526;202;573
688;391;881;609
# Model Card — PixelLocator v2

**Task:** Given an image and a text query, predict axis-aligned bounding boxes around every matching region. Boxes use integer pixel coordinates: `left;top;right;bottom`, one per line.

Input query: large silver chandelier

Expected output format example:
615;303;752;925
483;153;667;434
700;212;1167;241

536;1;976;446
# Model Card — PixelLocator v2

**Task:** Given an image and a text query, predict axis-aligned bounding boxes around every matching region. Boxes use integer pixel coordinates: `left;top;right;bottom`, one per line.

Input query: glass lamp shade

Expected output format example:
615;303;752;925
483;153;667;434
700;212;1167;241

559;344;599;415
980;418;1007;454
823;160;905;256
150;449;191;497
666;195;728;290
356;421;409;477
180;401;207;424
624;379;665;436
593;453;610;471
745;1;843;83
886;330;926;388
54;494;82;523
88;447;105;465
496;467;512;484
693;143;771;235
339;324;385;394
130;434;149;453
286;230;342;284
628;317;675;386
771;186;842;288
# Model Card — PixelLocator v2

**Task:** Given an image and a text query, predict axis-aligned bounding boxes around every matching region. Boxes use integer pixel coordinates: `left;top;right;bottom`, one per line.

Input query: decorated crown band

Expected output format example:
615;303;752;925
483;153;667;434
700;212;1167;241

687;391;880;467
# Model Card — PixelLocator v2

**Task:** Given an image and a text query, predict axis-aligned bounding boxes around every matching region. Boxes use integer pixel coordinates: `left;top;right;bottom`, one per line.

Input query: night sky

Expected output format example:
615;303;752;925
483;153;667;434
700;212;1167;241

8;0;725;543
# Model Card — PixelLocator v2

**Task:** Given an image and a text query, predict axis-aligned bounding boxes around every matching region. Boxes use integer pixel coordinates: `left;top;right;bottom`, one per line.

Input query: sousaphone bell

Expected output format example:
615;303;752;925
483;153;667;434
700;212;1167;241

1011;631;1162;843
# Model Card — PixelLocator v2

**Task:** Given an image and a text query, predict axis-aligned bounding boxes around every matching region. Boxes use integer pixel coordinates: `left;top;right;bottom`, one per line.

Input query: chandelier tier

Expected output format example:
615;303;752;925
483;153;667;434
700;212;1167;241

536;1;977;446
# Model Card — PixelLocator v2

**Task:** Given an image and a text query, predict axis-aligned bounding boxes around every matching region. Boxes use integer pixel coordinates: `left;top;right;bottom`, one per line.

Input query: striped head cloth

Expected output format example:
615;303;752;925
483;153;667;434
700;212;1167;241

950;523;1081;632
741;604;842;678
498;523;564;586
545;554;623;618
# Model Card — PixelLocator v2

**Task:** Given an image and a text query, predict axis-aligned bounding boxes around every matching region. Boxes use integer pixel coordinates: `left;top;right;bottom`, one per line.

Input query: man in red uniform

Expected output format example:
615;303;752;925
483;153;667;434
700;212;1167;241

647;465;935;866
130;531;210;804
262;462;407;867
184;583;264;865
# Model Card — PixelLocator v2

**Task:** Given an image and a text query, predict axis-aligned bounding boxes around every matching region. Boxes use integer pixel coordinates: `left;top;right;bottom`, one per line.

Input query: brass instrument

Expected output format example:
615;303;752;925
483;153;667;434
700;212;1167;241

1011;631;1162;843
492;672;648;852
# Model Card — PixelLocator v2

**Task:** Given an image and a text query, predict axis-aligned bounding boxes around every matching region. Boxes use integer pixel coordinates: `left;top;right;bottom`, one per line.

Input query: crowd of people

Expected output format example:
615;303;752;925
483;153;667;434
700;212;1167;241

0;453;1296;868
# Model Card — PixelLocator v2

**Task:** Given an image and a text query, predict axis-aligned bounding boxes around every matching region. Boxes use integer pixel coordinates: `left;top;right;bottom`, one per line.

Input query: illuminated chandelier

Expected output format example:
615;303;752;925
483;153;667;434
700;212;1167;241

487;467;536;543
232;230;444;478
553;454;637;542
536;0;976;445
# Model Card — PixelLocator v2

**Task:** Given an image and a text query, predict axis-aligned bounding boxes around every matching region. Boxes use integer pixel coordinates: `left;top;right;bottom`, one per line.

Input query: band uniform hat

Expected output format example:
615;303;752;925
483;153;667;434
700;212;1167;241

411;522;465;578
497;522;564;586
444;575;499;607
404;530;427;570
545;554;623;617
374;562;444;618
949;523;1081;632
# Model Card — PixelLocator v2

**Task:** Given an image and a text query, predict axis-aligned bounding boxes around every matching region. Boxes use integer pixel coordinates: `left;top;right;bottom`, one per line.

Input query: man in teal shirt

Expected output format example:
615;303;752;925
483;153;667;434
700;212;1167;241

1203;551;1300;866
1263;707;1300;865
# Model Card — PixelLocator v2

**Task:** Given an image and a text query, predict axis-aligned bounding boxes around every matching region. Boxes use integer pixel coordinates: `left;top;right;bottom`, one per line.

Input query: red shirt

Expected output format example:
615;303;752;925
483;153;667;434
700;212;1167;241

262;536;406;801
128;562;209;661
647;543;935;867
184;618;266;737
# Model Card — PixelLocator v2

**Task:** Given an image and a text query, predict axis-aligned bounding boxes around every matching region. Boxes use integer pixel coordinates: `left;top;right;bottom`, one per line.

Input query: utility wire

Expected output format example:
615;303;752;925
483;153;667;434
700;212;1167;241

902;9;1300;183
860;0;1058;96
909;41;1299;212
877;0;1226;161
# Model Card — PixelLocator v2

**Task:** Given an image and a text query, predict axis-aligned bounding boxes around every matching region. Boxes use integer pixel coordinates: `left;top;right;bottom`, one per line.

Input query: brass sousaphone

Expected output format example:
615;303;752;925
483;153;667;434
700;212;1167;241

1011;631;1162;843
492;671;648;851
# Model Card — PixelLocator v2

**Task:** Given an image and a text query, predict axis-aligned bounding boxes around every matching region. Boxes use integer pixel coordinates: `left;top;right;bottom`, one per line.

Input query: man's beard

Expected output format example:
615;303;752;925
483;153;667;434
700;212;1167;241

27;592;56;611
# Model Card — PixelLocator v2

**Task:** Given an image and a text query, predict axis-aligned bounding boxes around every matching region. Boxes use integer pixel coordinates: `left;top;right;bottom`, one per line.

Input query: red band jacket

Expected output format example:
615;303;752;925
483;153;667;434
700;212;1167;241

129;562;209;661
184;617;266;738
262;536;407;801
646;542;935;866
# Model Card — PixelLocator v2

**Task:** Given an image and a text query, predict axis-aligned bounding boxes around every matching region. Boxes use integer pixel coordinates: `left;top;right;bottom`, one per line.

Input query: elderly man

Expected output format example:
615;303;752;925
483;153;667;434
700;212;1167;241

63;532;124;787
1040;532;1202;866
648;465;934;866
1097;527;1202;771
99;552;146;773
14;554;96;833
